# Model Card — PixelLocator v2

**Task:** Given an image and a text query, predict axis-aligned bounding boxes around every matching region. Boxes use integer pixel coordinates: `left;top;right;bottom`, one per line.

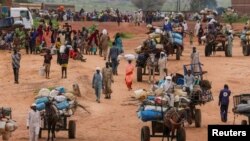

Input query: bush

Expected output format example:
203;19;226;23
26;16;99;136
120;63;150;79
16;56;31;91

33;18;59;29
222;13;248;24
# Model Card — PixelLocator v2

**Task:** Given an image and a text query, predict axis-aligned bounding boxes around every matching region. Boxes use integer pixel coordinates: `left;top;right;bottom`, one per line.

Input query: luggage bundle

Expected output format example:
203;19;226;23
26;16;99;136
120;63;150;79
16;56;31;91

34;86;76;116
234;95;250;115
169;32;183;46
137;96;168;122
0;107;18;141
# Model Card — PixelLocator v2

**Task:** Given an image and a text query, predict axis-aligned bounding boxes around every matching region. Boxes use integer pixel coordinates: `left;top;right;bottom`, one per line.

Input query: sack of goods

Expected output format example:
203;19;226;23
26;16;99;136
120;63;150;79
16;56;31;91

124;54;136;61
59;45;66;53
169;32;183;45
135;45;142;54
0;118;18;140
39;66;45;76
33;86;76;116
133;89;148;100
137;95;171;122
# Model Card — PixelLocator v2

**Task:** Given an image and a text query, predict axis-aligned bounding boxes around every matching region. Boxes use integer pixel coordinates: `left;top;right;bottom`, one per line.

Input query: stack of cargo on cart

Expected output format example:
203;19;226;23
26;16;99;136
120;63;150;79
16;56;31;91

135;88;188;141
233;94;250;125
0;107;18;140
34;86;77;139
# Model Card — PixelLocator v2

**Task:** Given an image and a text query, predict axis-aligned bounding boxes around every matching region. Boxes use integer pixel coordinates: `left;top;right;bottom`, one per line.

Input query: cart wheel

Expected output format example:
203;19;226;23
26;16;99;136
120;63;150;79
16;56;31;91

137;67;143;82
205;44;210;57
141;126;150;141
195;109;201;128
241;120;247;125
176;46;181;60
39;128;42;139
176;127;186;141
243;45;250;56
68;120;76;139
225;44;228;57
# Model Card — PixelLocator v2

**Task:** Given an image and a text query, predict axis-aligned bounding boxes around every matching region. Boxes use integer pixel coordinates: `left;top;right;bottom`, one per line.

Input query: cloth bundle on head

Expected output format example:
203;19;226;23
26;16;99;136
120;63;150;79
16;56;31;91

31;103;36;107
166;76;172;80
155;28;162;34
102;29;107;35
96;67;101;71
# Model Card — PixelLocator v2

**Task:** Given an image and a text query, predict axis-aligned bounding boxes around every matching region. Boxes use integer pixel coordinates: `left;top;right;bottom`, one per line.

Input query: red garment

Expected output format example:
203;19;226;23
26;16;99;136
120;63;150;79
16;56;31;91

88;31;99;46
125;64;134;89
69;50;77;59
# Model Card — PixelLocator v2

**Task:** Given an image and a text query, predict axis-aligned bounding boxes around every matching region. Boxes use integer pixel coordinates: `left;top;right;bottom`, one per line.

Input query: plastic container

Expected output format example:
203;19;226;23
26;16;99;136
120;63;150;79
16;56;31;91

55;86;65;94
36;102;46;111
56;101;69;110
35;97;49;105
172;32;183;40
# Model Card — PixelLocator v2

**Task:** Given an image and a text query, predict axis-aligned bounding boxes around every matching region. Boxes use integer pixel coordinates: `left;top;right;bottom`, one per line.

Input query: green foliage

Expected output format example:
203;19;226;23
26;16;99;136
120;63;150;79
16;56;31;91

222;14;248;24
88;24;98;34
15;28;26;47
119;32;134;39
190;0;217;11
33;18;59;29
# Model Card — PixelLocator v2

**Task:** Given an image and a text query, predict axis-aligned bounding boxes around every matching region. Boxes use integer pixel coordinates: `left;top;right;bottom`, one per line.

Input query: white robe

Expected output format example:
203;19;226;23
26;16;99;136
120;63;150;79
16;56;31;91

191;52;200;73
158;56;167;80
27;110;41;141
194;23;201;36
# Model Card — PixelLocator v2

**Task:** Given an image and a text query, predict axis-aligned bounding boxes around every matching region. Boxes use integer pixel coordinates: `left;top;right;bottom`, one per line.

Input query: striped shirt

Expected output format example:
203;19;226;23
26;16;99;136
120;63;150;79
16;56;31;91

12;53;21;68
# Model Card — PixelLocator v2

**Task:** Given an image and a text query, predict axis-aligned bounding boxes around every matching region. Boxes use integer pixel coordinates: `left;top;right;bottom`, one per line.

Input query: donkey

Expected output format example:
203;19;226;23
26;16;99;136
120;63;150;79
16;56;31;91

146;53;158;84
163;108;189;141
45;101;60;141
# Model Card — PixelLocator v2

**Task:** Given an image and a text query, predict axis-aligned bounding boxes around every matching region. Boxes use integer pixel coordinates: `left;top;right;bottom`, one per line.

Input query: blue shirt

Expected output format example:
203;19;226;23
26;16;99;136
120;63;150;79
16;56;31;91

163;22;172;32
219;88;231;105
92;73;103;88
109;46;119;60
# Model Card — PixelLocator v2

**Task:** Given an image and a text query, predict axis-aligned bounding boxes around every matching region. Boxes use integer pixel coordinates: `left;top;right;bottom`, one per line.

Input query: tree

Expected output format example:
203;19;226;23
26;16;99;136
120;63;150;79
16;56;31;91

130;0;167;11
14;0;31;2
190;0;217;12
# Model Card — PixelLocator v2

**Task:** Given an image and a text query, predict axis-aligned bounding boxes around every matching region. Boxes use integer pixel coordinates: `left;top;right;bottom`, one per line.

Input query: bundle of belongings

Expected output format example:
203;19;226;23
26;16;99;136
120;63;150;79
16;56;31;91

135;87;190;122
34;86;77;117
0;107;18;140
168;32;183;46
190;80;213;104
234;95;250;116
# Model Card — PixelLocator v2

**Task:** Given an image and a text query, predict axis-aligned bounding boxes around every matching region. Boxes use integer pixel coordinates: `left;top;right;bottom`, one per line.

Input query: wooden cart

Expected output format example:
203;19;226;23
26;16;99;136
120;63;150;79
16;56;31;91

233;94;250;125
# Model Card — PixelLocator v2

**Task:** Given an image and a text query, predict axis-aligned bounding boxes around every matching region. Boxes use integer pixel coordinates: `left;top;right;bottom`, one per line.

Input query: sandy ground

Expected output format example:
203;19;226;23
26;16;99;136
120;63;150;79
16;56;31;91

0;21;250;141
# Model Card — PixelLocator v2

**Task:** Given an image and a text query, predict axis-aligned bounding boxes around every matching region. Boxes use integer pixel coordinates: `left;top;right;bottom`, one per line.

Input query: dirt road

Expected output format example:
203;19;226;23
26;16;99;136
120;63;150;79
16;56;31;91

0;21;249;141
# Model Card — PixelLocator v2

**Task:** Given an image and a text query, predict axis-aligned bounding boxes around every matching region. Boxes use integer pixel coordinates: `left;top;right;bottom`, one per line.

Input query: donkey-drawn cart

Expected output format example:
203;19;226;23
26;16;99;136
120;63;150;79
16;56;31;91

205;33;229;57
173;64;212;128
39;114;76;139
141;120;186;141
233;94;250;125
39;115;76;139
136;47;161;82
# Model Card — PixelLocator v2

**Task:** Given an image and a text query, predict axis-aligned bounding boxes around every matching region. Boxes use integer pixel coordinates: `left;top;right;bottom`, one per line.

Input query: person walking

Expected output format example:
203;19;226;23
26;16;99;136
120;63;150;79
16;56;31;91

12;49;21;84
198;25;204;45
125;60;135;91
26;103;41;141
92;67;103;103
102;62;114;99
219;84;231;122
60;43;70;79
100;29;110;60
108;42;120;75
114;33;123;54
226;30;233;57
191;47;200;73
44;50;52;79
158;52;167;80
